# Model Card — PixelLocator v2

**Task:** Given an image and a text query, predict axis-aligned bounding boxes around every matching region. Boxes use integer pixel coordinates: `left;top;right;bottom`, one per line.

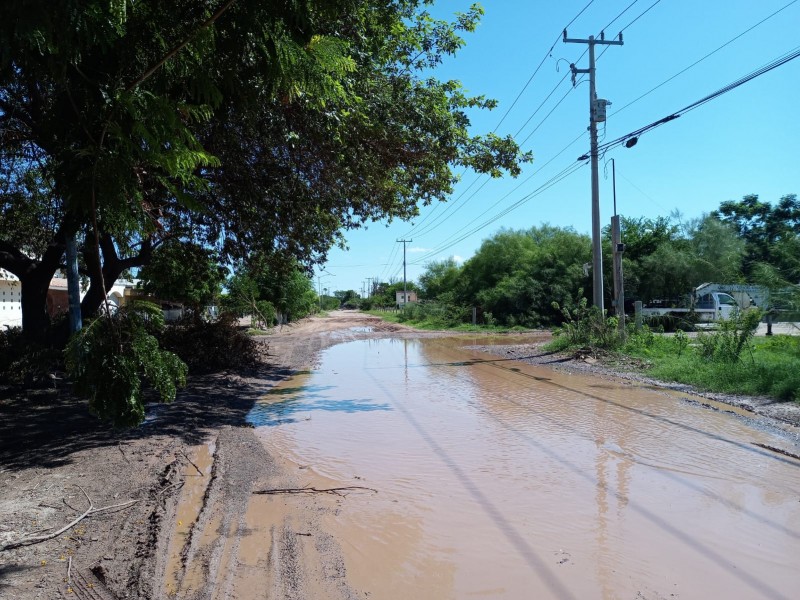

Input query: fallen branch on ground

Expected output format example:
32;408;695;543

0;486;138;552
253;486;377;497
179;450;204;476
753;442;800;461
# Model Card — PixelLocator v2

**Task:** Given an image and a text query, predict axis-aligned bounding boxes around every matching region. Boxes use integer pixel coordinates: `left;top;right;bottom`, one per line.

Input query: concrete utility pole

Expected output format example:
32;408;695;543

366;278;373;298
564;30;623;312
396;239;412;306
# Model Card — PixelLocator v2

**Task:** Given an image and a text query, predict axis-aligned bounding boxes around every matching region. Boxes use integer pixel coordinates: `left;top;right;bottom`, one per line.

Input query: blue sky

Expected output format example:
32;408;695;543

317;0;800;296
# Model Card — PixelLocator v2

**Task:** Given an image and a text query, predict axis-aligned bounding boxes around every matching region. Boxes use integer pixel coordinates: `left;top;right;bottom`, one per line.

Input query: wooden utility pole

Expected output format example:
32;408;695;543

564;30;623;312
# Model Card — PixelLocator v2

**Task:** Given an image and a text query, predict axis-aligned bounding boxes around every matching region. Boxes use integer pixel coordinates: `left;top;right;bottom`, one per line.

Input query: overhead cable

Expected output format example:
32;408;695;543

589;45;800;157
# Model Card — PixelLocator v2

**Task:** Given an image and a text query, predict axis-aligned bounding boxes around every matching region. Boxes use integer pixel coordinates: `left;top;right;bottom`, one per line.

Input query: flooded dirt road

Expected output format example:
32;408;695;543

248;335;800;599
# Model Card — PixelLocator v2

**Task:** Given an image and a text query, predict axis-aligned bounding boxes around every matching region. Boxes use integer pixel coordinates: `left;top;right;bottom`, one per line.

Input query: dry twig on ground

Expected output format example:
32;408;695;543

0;486;138;552
253;486;377;497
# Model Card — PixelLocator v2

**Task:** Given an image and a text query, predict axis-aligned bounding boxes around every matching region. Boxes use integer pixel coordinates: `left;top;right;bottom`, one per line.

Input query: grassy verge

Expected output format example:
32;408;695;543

623;334;800;401
545;306;800;402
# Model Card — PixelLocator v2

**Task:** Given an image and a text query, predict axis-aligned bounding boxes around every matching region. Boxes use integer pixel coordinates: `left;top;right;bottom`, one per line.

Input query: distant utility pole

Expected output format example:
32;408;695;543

396;239;412;306
564;29;623;312
366;277;373;298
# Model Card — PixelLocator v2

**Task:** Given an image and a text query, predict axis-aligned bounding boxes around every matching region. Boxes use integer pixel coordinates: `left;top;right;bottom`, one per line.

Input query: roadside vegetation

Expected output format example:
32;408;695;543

0;2;530;427
546;306;800;403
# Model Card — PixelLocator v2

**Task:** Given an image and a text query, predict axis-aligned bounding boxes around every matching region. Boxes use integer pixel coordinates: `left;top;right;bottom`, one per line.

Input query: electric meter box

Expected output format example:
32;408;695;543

593;98;611;122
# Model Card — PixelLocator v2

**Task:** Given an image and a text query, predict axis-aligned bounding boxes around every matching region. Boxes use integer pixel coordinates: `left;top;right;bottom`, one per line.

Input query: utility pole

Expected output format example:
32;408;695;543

396;239;412;306
610;159;626;338
564;29;623;312
366;277;373;298
65;233;82;333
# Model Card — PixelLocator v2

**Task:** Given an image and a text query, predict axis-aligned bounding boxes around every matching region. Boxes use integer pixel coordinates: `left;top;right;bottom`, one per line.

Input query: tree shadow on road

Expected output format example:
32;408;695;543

0;364;293;472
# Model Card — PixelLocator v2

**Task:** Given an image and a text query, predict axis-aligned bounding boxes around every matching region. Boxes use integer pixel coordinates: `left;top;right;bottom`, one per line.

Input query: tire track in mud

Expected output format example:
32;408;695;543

158;427;361;600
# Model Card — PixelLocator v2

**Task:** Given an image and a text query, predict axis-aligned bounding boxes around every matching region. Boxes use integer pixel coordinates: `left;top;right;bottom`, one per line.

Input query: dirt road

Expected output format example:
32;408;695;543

1;311;797;599
0;312;467;599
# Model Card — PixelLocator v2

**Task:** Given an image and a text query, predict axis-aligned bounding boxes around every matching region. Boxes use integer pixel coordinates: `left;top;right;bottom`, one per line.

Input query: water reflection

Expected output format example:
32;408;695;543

248;381;391;427
251;337;800;599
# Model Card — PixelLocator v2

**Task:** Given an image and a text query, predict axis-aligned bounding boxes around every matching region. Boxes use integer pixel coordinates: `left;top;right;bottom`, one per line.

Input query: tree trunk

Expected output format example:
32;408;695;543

80;234;154;319
19;272;53;342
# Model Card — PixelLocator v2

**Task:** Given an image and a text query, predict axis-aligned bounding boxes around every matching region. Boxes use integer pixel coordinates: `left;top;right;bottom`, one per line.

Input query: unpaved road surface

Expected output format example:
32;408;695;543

0;312;460;599
0;312;796;600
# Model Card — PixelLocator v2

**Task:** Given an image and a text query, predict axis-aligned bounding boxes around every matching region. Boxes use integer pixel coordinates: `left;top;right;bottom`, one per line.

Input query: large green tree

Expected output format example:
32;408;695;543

714;194;800;281
137;239;225;315
0;1;529;340
456;225;591;326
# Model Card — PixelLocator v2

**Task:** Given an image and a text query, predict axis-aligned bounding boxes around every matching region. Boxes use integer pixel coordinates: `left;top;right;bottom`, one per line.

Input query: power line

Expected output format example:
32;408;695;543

492;0;598;133
617;0;662;33
596;0;663;61
599;0;641;33
410;160;588;265
592;45;800;156
400;3;600;240
609;0;800;118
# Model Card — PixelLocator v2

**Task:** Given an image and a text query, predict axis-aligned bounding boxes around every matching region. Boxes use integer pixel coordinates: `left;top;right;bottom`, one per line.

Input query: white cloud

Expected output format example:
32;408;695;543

408;247;431;253
452;255;464;264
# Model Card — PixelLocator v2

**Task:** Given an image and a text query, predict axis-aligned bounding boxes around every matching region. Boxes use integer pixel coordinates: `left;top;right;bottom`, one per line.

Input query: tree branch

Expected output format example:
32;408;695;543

125;0;238;93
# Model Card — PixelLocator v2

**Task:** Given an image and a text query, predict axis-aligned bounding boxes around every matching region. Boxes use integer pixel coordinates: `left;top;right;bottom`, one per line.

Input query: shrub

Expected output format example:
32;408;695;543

696;309;762;363
65;301;187;427
551;297;622;352
159;313;264;374
0;326;63;387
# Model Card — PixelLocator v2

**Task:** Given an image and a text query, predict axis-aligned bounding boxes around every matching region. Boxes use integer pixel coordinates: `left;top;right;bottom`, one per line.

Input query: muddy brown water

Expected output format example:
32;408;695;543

245;337;800;599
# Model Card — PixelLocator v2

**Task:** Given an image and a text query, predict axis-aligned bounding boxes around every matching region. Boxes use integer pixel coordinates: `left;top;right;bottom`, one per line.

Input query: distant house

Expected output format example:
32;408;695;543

395;290;418;306
0;270;141;330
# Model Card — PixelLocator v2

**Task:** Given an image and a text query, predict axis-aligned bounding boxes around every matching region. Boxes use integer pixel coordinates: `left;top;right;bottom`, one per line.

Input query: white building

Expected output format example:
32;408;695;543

0;270;140;330
0;268;22;329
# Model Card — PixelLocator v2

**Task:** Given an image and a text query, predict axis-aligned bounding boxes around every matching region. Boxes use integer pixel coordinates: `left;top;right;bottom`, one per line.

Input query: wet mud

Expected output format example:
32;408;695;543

3;311;798;599
247;335;800;599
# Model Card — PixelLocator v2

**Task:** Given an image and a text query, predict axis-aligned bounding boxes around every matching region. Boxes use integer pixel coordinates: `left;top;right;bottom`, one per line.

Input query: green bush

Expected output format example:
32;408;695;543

551;297;622;352
65;301;187;427
0;326;63;387
696;309;762;363
159;313;264;374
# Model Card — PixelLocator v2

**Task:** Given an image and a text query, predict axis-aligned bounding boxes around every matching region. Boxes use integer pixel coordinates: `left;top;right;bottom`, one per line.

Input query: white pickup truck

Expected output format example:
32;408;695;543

641;291;739;322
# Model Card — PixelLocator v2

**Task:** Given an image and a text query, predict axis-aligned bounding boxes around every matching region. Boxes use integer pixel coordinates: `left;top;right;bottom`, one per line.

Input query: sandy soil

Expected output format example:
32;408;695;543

1;310;798;599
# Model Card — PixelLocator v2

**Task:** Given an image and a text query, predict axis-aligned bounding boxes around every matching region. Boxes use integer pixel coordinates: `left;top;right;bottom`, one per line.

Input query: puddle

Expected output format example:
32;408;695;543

163;439;216;596
249;338;800;599
348;326;374;333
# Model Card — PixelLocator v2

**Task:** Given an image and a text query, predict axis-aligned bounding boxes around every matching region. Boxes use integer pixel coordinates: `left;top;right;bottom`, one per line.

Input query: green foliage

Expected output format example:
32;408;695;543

696;309;762;363
623;214;744;303
626;333;800;403
393;300;470;328
457;225;591;326
673;329;689;358
159;314;263;375
418;257;462;301
223;261;316;325
138;239;225;313
65;302;187;427
714;194;800;281
550;297;621;352
1;0;530;345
